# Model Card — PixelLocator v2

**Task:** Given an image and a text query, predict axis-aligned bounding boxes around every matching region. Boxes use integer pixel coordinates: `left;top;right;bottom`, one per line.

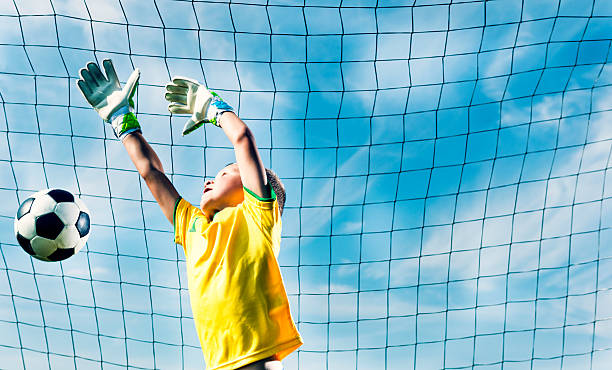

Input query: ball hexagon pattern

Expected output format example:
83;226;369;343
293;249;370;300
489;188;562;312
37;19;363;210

14;188;91;262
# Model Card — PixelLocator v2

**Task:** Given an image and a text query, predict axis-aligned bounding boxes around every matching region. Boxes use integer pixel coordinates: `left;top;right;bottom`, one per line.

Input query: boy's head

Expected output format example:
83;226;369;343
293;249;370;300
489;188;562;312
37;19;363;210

200;163;286;218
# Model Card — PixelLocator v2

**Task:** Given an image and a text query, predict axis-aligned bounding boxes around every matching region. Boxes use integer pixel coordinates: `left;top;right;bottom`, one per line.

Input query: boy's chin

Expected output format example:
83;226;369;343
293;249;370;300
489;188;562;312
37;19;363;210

200;201;223;218
200;202;211;213
199;200;212;214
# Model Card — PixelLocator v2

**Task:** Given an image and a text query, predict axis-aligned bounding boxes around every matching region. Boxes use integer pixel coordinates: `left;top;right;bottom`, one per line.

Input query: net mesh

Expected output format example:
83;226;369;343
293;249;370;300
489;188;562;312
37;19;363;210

0;0;611;369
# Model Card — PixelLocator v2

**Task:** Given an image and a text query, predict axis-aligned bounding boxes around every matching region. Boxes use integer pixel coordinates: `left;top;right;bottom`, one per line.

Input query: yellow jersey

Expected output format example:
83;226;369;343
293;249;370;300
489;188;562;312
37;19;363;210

173;186;302;370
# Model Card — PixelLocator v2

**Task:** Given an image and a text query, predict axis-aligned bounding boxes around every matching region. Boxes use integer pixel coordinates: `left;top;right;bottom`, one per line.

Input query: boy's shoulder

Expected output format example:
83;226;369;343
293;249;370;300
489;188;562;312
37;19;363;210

242;186;277;210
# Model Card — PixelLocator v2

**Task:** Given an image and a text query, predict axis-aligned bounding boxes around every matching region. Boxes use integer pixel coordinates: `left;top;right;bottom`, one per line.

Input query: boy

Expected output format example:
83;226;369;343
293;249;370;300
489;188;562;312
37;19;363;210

76;59;302;370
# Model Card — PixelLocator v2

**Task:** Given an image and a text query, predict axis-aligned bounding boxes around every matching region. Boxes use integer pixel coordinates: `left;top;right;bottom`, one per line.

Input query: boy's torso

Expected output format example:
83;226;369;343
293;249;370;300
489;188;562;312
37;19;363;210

174;191;302;369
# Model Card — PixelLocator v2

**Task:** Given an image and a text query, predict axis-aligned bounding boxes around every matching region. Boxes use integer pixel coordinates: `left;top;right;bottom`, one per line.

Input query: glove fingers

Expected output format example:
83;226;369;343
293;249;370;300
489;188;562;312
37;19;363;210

76;79;95;104
102;59;120;88
171;76;199;88
165;93;187;105
79;68;98;88
76;79;92;96
168;103;191;114
165;84;188;94
87;62;107;85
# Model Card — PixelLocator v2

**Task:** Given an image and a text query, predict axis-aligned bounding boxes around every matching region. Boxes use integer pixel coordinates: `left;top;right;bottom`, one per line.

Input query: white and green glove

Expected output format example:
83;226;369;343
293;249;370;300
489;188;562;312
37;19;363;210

76;59;141;141
164;77;234;135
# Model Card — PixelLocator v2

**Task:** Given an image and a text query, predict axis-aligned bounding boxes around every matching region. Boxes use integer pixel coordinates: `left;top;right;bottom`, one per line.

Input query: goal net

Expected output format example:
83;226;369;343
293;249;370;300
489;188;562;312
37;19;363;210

0;0;611;369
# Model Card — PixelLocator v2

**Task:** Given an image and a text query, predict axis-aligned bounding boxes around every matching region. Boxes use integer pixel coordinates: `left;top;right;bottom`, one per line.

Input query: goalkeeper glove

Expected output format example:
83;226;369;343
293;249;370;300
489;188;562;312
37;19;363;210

164;76;234;135
76;59;141;141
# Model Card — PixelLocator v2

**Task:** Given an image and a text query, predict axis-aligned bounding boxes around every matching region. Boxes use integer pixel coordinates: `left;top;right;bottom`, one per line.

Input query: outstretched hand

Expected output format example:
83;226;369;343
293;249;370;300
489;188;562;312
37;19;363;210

165;76;233;135
77;59;140;122
77;59;142;140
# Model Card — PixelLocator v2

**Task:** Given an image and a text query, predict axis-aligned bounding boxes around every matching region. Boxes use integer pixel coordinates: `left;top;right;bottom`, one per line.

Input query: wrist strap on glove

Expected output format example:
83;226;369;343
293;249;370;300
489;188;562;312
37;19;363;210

207;92;234;127
108;106;141;140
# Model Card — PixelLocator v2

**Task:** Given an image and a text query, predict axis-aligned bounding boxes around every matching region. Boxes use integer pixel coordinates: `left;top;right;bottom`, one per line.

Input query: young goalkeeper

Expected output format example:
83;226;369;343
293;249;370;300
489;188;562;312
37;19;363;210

76;59;302;370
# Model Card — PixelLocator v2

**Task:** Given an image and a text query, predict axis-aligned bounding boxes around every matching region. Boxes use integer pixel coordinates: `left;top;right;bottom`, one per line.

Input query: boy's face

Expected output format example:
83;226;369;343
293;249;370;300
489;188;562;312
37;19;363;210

200;163;244;217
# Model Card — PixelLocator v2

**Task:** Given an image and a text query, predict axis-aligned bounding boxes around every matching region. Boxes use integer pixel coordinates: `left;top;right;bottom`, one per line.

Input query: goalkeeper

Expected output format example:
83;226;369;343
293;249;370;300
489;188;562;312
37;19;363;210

76;59;302;370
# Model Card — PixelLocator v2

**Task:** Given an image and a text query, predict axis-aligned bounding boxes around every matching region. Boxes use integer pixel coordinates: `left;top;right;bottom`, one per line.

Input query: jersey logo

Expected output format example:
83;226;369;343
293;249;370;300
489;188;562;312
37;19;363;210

188;218;197;233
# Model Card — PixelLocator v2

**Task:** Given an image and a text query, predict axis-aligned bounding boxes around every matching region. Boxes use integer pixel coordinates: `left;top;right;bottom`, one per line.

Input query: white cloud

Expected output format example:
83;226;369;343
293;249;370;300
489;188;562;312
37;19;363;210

532;94;562;121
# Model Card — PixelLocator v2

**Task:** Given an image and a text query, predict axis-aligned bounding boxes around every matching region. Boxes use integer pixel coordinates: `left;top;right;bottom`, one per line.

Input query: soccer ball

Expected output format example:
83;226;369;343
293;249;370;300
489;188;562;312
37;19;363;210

14;189;91;262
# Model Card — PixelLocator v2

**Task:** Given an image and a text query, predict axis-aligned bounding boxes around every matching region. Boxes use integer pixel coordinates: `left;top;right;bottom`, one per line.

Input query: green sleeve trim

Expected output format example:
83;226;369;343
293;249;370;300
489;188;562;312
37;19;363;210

244;184;276;202
172;197;182;227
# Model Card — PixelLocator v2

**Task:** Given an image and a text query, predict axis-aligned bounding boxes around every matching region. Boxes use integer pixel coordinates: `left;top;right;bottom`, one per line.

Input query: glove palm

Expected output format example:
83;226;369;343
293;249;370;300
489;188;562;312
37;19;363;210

77;59;141;140
164;77;233;135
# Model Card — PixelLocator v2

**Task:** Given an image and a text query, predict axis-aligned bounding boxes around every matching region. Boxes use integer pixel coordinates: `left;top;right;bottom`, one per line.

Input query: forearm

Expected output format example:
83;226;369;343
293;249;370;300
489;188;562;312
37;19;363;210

122;131;165;176
219;112;270;197
140;166;180;223
219;111;248;145
122;132;180;223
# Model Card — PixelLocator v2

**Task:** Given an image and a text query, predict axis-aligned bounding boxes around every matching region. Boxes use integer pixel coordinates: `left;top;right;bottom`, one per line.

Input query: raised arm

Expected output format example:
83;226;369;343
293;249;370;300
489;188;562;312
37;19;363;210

77;59;179;225
122;133;180;223
218;112;270;198
164;77;270;198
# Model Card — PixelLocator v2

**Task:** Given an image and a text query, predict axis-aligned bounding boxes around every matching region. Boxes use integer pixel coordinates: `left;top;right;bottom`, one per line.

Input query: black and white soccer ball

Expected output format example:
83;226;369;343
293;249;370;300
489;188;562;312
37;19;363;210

14;189;91;262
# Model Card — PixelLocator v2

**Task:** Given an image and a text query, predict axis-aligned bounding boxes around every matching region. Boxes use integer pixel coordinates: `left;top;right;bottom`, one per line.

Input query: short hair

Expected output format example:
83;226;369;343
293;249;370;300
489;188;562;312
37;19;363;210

266;168;286;215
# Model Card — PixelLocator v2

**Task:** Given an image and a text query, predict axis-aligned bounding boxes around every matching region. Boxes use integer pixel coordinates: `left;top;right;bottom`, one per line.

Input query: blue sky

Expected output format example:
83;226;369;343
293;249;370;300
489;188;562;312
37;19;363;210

0;0;612;369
